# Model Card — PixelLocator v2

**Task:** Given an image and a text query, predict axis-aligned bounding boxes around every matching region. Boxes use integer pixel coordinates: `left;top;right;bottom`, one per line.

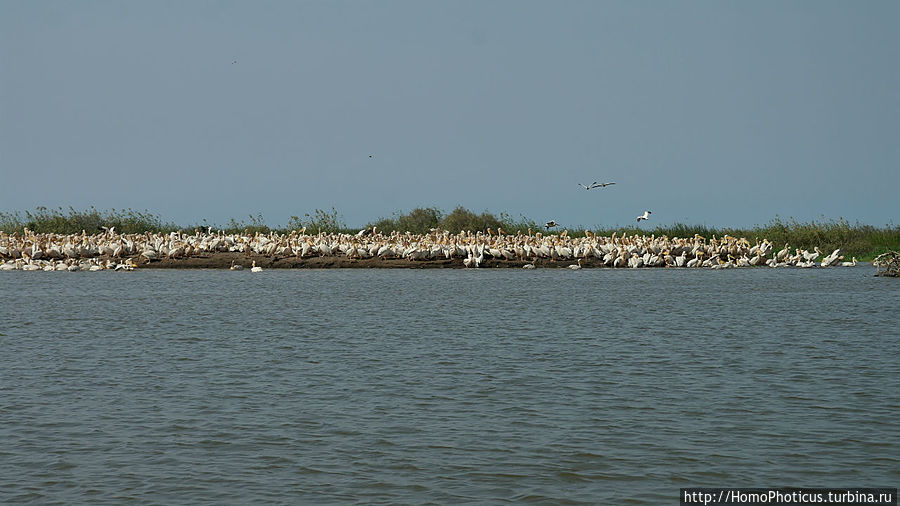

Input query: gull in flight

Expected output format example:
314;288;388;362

636;210;651;222
578;181;616;190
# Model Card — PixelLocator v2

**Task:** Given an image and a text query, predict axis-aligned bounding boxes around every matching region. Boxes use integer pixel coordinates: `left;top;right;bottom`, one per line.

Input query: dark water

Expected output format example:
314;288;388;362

1;266;897;504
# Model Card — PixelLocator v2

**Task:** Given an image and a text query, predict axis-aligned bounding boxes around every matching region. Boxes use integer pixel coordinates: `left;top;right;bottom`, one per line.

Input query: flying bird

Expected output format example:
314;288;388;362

232;60;237;64
636;210;652;222
544;220;558;229
578;181;616;190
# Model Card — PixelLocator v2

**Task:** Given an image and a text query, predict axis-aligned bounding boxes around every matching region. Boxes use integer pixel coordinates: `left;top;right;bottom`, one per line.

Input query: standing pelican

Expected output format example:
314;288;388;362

636;210;651;222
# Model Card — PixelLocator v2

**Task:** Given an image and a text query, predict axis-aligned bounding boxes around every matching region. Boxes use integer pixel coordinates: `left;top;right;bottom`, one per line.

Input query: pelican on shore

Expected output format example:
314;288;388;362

820;248;842;267
0;226;863;272
636;210;651;222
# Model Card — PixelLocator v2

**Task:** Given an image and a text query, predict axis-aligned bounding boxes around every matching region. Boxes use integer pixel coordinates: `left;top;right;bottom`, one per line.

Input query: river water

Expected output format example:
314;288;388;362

1;266;897;504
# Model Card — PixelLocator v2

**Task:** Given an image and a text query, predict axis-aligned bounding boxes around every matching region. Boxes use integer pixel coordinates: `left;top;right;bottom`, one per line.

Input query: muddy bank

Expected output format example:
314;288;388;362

139;252;593;269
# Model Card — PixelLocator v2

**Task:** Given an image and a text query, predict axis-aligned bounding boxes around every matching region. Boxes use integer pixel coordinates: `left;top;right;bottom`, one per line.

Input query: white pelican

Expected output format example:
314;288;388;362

841;256;857;267
544;220;558;230
568;259;583;270
522;262;536;269
636;211;651;222
801;247;822;262
230;260;244;271
820;248;841;267
251;260;263;272
686;254;701;268
578;182;615;190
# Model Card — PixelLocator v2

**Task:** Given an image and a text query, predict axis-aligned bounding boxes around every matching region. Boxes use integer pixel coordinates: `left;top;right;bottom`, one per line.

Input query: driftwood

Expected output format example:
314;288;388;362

873;251;899;277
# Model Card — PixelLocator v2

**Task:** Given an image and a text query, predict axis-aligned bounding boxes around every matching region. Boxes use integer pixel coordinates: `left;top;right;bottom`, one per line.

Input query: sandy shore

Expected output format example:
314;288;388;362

138;252;593;269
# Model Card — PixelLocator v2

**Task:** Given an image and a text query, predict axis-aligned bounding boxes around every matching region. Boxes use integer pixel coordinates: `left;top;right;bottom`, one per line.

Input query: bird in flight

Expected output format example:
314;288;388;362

578;181;615;190
232;60;237;64
636;210;652;222
544;220;558;229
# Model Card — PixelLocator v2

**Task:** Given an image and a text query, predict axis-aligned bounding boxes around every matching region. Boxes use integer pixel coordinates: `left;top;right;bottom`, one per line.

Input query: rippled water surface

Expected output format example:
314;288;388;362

1;266;898;504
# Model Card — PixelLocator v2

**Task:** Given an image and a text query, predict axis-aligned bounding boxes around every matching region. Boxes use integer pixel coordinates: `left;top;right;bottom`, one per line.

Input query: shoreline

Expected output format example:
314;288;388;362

2;230;870;270
141;252;572;269
85;253;869;270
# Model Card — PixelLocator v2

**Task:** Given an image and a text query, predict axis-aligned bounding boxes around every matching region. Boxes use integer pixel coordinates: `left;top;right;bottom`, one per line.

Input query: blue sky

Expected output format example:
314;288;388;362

2;1;898;229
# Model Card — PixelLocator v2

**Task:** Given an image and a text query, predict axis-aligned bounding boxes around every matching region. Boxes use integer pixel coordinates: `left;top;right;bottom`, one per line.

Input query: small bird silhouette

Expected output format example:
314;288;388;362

578;181;615;190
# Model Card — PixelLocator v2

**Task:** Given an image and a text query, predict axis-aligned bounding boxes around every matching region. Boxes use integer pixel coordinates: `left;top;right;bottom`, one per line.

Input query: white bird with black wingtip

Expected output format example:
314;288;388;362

578;181;616;190
636;210;651;222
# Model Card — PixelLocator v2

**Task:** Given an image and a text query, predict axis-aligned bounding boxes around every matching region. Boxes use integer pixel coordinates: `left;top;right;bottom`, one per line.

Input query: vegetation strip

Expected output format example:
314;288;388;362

1;206;897;261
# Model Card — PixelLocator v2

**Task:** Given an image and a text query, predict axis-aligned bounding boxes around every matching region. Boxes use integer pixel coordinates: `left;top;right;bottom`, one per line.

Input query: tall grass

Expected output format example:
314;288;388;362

2;207;896;260
0;206;176;235
367;207;539;235
589;217;898;260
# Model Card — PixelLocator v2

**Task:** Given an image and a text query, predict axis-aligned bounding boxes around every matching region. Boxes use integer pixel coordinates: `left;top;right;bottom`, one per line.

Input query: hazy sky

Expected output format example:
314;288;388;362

2;1;898;229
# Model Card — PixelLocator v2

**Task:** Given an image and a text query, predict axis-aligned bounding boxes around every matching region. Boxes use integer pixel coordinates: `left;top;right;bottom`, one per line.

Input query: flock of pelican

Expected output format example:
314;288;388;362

0;227;860;271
